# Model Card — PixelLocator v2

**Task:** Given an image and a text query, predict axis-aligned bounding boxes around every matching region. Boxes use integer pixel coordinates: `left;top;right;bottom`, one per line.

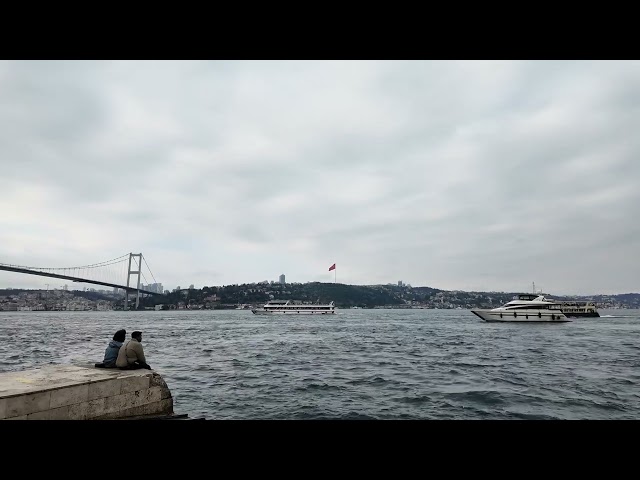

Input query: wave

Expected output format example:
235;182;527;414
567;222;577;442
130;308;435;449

3;309;640;419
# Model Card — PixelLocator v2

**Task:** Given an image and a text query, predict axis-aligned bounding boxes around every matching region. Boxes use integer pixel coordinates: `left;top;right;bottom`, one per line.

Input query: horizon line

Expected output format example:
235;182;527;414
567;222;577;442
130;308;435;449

1;284;638;297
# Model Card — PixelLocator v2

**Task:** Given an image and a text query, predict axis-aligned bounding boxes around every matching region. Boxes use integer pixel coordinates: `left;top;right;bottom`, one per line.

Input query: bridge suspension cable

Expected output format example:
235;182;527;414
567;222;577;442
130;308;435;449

0;254;130;271
142;254;158;285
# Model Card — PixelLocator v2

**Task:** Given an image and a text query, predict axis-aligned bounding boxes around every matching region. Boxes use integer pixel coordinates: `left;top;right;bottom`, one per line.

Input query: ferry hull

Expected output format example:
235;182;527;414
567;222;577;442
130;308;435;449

471;309;570;322
252;309;335;315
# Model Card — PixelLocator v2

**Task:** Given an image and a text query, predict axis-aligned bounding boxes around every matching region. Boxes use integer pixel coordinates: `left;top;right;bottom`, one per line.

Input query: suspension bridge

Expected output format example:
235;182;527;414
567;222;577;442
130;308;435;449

0;253;162;309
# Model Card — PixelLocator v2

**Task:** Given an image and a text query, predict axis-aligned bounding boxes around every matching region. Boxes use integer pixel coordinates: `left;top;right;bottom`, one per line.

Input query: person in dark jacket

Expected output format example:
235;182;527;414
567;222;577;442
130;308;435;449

95;329;126;368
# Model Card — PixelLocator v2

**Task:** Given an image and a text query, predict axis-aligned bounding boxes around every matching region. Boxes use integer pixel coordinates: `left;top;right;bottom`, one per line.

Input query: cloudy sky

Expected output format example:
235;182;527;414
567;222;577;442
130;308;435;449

1;60;638;295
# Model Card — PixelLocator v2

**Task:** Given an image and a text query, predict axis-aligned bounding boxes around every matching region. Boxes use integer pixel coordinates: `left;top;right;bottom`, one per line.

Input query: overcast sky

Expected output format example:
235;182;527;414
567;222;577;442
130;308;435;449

1;60;638;295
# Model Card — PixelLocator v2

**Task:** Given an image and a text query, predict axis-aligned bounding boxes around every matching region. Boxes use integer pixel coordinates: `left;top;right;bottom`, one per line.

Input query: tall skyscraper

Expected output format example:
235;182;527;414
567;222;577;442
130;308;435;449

279;274;285;284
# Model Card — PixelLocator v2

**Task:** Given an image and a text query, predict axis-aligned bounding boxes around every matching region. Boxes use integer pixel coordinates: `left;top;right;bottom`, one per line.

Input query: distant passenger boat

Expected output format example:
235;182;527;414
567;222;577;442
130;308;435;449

252;300;336;315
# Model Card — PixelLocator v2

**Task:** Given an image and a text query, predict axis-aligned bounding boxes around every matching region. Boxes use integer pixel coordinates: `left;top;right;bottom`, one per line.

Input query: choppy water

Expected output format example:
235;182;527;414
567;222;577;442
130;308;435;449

1;309;639;419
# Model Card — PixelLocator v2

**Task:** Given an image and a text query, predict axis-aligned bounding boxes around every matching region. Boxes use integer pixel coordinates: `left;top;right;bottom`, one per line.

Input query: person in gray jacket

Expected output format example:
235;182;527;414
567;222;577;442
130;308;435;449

116;331;151;370
95;329;126;368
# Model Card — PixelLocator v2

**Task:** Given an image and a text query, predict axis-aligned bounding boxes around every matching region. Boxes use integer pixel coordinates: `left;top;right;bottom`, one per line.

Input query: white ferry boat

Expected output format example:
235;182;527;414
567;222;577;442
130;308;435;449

556;300;600;318
251;300;336;315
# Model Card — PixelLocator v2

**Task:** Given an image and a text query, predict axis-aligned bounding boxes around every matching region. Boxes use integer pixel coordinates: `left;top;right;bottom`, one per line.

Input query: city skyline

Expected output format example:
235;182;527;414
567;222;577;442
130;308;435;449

1;275;637;296
2;61;640;296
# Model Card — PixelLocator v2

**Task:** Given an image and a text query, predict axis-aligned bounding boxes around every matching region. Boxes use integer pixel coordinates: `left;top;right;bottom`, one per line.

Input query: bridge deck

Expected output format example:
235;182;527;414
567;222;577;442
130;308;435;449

0;265;161;295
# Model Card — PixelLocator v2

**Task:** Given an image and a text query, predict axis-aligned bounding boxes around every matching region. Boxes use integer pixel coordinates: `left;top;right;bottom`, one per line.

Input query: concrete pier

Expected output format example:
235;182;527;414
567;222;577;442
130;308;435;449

0;365;174;420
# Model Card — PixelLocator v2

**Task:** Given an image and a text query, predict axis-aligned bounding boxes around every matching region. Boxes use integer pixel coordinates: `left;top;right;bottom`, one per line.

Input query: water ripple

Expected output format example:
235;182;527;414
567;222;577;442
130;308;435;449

1;308;639;419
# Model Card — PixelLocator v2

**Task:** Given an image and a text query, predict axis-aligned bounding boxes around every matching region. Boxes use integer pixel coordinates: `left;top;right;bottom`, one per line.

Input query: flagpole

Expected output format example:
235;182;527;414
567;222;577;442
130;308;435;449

329;263;336;283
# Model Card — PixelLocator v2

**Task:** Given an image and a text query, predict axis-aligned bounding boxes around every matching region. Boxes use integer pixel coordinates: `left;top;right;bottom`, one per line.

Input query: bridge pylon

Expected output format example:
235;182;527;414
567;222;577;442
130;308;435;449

124;253;143;310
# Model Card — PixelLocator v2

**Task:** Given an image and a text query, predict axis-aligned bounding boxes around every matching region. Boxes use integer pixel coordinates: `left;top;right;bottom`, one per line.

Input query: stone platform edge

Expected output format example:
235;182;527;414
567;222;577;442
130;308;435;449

0;365;174;420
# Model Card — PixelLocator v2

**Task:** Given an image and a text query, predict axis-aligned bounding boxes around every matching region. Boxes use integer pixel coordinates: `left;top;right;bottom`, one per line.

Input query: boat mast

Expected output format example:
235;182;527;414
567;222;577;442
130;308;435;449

533;282;535;294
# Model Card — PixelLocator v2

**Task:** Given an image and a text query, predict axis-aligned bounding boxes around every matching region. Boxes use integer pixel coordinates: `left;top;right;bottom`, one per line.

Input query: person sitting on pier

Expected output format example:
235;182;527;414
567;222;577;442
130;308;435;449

116;331;152;370
95;329;126;368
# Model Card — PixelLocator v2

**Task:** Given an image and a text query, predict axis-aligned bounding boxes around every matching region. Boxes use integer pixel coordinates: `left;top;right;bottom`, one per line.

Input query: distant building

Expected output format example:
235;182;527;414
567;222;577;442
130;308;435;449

141;283;163;293
398;281;403;287
279;274;285;284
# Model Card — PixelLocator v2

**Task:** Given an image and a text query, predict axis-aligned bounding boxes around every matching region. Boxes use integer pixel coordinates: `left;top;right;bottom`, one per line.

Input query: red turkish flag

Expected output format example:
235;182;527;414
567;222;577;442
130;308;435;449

328;263;336;271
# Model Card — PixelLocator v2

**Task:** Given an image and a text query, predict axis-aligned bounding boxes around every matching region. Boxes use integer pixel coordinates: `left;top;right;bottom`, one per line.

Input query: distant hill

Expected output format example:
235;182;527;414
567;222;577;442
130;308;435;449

139;284;640;309
2;285;639;310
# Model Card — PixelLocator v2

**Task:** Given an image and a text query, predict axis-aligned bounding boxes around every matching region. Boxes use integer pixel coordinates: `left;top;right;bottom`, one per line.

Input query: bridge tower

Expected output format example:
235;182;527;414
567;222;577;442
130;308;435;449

124;253;143;310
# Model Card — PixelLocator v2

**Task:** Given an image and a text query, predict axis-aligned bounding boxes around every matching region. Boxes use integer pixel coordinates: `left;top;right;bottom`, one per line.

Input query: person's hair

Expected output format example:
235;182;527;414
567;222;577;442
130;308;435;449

113;329;126;342
132;331;142;339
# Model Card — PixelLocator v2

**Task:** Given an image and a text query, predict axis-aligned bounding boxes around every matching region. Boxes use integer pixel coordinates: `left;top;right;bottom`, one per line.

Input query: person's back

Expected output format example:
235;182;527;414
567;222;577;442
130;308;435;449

96;329;126;368
116;331;151;370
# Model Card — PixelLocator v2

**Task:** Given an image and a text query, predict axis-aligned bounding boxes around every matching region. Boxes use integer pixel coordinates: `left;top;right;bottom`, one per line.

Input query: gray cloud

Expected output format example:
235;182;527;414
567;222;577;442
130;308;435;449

1;60;639;295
